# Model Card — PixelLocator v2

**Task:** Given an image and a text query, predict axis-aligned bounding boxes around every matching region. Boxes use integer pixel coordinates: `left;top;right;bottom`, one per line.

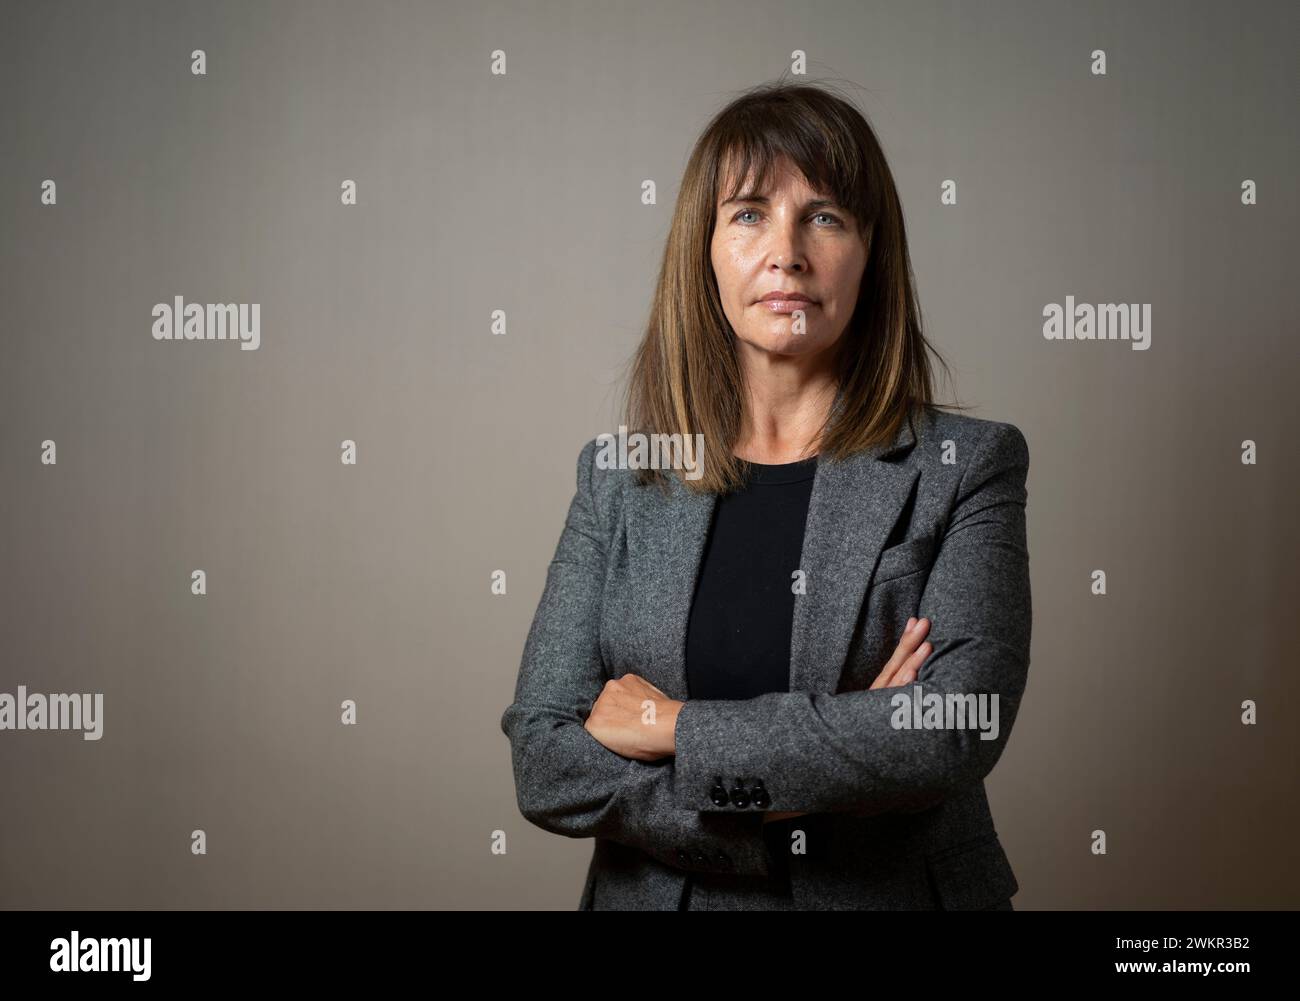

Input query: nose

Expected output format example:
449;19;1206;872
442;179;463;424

767;218;807;272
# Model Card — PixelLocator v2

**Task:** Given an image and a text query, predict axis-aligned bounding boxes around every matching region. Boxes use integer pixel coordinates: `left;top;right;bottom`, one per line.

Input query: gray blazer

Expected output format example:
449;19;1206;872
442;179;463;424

501;403;1031;910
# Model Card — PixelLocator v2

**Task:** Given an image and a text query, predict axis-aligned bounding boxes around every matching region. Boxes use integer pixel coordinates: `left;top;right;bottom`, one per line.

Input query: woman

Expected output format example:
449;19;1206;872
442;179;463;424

501;80;1030;910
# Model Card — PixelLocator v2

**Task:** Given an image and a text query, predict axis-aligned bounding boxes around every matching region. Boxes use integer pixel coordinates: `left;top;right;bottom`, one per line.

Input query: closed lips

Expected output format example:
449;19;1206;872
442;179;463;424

758;291;816;302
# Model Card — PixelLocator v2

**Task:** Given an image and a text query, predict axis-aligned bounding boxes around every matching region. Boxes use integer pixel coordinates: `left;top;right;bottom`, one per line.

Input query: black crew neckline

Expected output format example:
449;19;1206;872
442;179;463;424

740;454;819;485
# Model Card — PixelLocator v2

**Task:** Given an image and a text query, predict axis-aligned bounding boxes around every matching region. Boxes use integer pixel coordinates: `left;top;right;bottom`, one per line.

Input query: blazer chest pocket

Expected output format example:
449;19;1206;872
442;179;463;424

872;529;939;586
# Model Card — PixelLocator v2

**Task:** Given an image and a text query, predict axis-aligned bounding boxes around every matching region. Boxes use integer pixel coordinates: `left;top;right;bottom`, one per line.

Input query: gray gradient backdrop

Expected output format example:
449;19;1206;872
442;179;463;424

1;0;1296;909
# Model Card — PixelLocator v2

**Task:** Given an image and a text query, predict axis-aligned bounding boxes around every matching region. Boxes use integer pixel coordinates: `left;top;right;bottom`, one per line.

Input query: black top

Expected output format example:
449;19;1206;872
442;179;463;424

683;453;819;893
684;453;818;701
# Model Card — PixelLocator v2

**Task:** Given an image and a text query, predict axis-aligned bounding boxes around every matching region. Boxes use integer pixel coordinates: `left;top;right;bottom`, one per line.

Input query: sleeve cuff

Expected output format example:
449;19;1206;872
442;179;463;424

674;697;776;812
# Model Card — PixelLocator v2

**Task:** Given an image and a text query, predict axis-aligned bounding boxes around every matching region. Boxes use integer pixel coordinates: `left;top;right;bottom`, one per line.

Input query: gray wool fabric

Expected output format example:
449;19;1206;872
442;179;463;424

500;404;1031;910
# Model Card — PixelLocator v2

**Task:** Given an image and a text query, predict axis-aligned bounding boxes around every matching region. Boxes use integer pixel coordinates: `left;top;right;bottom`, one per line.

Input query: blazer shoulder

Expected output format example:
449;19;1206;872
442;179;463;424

913;407;1029;496
573;435;631;521
917;406;1029;464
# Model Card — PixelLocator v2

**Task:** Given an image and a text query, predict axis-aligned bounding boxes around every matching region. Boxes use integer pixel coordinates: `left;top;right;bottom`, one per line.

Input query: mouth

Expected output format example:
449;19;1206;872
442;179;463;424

757;298;819;314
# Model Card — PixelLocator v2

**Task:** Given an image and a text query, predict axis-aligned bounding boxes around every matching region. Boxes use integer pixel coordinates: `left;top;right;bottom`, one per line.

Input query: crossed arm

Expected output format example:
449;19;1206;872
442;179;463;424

500;423;1031;878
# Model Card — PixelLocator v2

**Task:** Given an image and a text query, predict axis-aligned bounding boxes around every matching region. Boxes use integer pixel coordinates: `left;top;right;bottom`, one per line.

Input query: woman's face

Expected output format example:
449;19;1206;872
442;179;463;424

710;158;869;365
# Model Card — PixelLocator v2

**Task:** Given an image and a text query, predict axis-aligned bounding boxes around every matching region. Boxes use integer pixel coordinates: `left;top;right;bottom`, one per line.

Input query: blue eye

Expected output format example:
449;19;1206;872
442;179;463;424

731;209;843;227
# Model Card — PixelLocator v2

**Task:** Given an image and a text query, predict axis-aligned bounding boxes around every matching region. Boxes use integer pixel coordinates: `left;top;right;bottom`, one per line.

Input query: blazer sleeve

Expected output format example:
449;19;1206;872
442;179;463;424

500;438;776;878
672;422;1031;814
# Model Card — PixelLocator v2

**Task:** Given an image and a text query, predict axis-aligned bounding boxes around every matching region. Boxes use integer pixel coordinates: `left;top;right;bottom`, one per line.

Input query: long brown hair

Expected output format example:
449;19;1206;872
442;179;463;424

622;77;968;494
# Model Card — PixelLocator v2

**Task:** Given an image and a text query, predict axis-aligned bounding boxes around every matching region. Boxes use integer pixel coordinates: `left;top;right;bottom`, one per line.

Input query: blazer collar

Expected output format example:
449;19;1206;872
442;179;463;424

653;410;919;699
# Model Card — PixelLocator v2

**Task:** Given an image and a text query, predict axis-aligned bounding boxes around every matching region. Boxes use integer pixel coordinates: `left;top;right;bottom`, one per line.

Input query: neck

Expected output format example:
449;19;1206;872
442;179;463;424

733;341;840;464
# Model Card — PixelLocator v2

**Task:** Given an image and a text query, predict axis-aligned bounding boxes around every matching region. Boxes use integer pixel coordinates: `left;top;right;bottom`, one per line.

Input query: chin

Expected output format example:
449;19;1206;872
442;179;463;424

741;330;829;357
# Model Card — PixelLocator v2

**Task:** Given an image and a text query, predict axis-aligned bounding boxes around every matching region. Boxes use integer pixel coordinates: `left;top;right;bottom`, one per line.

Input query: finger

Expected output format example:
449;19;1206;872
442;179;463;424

870;617;928;689
890;641;933;688
880;619;928;687
621;672;664;697
870;620;915;689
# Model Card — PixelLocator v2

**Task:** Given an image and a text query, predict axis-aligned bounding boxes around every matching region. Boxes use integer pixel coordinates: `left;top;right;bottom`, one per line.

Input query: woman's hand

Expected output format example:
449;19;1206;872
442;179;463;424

584;673;682;761
869;616;931;689
764;617;932;824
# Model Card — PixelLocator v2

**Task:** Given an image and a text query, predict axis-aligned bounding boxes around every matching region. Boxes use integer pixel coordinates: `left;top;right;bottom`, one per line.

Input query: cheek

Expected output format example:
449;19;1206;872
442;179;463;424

709;242;730;292
713;243;756;299
825;256;866;309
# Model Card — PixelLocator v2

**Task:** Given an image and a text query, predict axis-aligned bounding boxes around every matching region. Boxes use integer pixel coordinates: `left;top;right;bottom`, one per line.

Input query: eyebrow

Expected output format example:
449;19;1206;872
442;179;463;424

719;193;845;211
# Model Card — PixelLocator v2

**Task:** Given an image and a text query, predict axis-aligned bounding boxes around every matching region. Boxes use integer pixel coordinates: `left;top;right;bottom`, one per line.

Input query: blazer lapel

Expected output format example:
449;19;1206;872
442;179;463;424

651;412;918;700
789;420;918;694
648;479;716;700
